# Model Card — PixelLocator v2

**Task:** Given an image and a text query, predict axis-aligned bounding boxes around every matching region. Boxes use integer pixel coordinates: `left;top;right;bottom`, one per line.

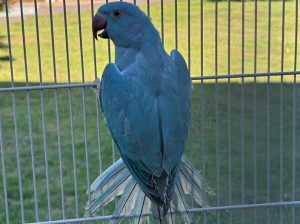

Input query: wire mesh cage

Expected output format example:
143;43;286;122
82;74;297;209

0;0;299;223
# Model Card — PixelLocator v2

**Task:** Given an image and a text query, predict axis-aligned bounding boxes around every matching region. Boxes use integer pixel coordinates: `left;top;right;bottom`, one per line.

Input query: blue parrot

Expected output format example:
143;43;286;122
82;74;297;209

87;2;214;223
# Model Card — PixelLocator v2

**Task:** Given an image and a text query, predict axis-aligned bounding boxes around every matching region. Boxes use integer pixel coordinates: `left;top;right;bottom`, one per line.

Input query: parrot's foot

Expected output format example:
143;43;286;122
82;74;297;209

91;78;101;99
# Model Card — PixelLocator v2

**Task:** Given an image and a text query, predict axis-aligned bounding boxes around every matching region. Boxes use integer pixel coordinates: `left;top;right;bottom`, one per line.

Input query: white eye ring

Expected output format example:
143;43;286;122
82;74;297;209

112;10;121;18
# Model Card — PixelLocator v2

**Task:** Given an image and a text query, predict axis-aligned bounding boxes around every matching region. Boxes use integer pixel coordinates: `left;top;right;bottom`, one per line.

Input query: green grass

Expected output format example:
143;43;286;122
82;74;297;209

0;82;299;223
0;0;300;223
0;0;300;83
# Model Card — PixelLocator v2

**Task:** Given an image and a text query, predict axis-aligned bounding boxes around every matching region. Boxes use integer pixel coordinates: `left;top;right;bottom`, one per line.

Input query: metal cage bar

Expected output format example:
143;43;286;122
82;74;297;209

0;0;299;223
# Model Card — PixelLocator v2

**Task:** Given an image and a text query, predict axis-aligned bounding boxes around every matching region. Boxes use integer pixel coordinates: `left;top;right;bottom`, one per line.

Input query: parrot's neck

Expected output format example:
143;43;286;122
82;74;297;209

115;44;166;72
115;24;167;72
115;47;140;71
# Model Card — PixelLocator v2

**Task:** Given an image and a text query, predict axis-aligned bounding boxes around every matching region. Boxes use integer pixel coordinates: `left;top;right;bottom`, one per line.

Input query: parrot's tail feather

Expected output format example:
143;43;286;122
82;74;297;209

181;160;215;197
85;159;132;215
175;183;193;223
169;207;174;224
179;161;215;209
136;194;146;224
113;182;138;224
85;158;214;223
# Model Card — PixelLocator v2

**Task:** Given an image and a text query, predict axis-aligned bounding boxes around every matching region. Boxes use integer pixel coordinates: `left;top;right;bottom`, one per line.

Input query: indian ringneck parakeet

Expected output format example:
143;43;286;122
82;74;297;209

87;2;214;223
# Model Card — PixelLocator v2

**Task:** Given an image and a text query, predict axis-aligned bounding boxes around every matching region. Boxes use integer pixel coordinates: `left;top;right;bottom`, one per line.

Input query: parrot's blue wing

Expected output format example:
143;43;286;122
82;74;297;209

100;63;167;205
158;50;191;172
170;49;189;76
101;63;162;173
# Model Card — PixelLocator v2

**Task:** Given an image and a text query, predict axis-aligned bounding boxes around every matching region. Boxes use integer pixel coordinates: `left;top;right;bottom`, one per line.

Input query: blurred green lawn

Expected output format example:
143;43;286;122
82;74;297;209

0;0;300;223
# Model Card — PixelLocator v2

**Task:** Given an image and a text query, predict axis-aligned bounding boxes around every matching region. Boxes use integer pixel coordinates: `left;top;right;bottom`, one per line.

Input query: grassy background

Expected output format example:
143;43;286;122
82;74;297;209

0;82;299;223
0;0;300;223
0;0;300;83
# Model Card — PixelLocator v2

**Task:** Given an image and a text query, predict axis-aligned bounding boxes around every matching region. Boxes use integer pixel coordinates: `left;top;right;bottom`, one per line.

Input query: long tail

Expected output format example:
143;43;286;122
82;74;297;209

85;158;215;223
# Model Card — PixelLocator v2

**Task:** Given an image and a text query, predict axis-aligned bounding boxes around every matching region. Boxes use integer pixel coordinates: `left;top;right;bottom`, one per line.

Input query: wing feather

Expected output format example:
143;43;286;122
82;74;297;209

158;50;191;172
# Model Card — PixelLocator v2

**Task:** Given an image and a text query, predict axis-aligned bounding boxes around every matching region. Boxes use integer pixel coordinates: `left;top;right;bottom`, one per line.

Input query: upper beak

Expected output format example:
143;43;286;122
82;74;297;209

92;13;108;40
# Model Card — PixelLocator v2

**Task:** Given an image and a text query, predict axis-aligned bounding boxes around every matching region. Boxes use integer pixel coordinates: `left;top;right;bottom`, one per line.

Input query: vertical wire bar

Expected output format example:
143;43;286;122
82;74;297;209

241;0;245;223
11;38;25;224
227;0;232;223
147;0;150;16
20;0;29;85
0;114;10;224
187;0;194;209
91;0;97;80
200;0;206;222
107;0;113;165
161;0;164;46
82;90;91;216
33;0;51;219
68;92;79;218
253;0;258;222
19;0;39;221
77;0;85;83
68;91;79;218
96;101;103;173
106;0;112;63
292;1;298;223
48;0;56;83
62;0;79;217
106;0;114;166
91;0;103;176
54;92;65;219
214;0;220;223
40;94;51;221
175;0;178;50
48;0;65;218
62;0;70;106
267;0;272;223
112;140;116;163
280;0;285;223
77;0;91;215
5;1;25;222
187;0;191;71
26;69;39;222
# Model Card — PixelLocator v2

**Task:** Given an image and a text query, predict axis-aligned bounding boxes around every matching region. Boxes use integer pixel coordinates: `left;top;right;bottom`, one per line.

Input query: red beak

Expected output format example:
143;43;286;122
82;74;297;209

92;13;108;40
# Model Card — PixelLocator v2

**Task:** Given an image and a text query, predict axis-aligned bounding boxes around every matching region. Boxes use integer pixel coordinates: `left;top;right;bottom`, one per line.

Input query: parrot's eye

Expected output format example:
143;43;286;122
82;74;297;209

112;10;121;18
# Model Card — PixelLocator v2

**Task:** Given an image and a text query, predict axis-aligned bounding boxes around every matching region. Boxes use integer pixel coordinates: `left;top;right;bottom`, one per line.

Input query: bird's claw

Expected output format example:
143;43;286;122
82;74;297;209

91;78;101;99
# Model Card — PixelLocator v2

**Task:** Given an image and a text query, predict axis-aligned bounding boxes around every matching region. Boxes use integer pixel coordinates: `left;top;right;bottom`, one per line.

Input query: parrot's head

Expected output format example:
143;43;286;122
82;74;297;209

93;2;158;48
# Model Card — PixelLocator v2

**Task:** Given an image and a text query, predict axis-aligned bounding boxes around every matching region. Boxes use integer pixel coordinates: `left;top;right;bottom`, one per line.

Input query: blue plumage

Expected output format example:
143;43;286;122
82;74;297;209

88;2;213;223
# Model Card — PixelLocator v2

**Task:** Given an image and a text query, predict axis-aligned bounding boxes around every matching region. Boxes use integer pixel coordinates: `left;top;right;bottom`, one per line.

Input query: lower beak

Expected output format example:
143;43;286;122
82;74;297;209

92;13;108;40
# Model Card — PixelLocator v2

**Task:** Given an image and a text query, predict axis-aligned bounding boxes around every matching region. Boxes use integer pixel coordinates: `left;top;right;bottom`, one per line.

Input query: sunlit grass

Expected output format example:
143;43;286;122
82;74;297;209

0;0;299;83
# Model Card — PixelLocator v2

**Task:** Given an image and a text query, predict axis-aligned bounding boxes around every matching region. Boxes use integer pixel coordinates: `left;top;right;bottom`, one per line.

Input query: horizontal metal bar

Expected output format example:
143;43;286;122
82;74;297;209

0;83;95;92
193;70;300;81
27;200;300;224
188;200;300;212
1;70;300;93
